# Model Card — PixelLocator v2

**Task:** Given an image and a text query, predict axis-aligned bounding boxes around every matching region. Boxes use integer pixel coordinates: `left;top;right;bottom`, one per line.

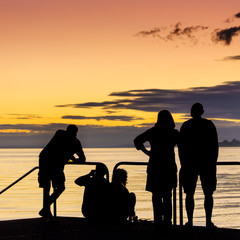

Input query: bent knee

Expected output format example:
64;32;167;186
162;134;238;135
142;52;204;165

129;192;136;205
56;185;65;193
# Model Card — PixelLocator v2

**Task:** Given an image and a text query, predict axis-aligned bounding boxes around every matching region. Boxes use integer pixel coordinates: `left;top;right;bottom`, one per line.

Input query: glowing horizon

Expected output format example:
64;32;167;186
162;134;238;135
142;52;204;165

0;0;240;146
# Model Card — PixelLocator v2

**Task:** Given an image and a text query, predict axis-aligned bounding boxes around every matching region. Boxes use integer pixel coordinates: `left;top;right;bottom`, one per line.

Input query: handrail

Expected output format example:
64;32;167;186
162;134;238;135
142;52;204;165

113;161;148;173
54;162;109;217
112;161;177;226
0;162;109;195
2;160;239;224
179;161;240;226
0;162;109;219
0;166;39;195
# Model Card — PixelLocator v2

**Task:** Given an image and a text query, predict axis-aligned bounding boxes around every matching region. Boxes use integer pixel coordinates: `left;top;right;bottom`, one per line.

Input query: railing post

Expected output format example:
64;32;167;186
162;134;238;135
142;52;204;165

179;181;183;226
52;162;109;217
2;161;240;223
173;187;177;226
0;166;39;195
113;161;178;225
53;195;57;218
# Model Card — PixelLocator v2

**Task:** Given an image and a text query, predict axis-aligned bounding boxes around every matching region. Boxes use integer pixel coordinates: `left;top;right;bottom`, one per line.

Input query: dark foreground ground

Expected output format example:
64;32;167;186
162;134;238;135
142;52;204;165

1;217;240;240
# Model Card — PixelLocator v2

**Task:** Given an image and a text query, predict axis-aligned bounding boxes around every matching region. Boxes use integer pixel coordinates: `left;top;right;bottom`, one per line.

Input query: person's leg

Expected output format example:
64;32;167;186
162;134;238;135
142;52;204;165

39;185;53;218
49;185;65;205
185;193;194;226
49;171;66;205
182;170;197;227
152;192;163;224
162;190;172;225
43;186;50;210
204;192;213;226
201;169;217;228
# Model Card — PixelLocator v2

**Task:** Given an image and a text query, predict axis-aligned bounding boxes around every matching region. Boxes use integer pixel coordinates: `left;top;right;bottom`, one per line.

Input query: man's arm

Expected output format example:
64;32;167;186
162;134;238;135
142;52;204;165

72;140;86;163
75;170;95;186
178;122;188;168
209;120;219;163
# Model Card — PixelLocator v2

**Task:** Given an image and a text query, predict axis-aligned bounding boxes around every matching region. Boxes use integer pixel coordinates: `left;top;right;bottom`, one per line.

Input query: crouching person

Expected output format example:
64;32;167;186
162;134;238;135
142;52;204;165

75;163;110;221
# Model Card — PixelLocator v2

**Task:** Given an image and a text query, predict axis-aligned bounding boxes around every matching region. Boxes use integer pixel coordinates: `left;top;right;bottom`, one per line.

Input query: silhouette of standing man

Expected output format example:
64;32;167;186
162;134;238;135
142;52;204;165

38;124;86;219
179;103;218;228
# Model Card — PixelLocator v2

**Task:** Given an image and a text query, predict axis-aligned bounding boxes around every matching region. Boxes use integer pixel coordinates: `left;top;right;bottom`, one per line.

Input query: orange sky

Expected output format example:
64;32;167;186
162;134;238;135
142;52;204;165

0;0;240;139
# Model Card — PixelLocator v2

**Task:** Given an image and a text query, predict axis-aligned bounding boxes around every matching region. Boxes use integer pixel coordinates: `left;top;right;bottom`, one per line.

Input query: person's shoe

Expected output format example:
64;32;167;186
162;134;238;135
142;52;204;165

39;208;53;219
129;215;138;223
206;222;217;230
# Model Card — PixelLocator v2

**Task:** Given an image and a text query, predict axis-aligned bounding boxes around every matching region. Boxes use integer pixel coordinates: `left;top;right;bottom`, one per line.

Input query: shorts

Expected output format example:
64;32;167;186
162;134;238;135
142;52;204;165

38;169;65;189
180;167;216;195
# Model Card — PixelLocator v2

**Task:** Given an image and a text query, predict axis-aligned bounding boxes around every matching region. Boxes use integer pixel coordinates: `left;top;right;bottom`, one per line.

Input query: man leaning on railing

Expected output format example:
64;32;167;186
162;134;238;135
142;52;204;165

38;124;86;220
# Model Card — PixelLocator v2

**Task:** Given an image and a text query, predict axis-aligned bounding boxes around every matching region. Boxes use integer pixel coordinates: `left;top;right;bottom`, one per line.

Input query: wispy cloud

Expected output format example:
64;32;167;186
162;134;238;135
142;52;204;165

56;101;118;108
0;123;148;148
166;23;208;42
135;27;162;38
212;26;240;45
0;123;66;134
135;23;208;44
223;55;240;60
225;12;240;23
2;114;42;120
136;12;240;46
62;115;143;121
56;81;240;120
0;118;240;147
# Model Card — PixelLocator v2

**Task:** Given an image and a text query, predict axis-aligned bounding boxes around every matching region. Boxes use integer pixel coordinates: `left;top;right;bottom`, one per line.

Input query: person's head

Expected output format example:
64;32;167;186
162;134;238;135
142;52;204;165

191;102;204;118
95;163;108;178
66;124;78;138
112;168;128;186
155;110;175;129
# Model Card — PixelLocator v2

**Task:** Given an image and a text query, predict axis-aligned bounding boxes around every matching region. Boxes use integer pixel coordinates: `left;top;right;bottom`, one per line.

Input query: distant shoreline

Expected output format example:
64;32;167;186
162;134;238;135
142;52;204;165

0;145;239;149
219;139;240;147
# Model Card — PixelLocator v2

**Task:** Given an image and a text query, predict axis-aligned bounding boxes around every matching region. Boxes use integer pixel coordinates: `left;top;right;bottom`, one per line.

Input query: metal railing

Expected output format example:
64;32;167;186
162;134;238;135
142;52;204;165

54;162;110;217
0;162;109;218
0;166;39;195
67;162;109;181
113;161;177;226
1;160;240;225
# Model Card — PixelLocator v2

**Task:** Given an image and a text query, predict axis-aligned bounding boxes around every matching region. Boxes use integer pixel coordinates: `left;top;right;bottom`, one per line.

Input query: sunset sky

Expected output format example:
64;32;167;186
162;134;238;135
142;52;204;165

1;0;240;147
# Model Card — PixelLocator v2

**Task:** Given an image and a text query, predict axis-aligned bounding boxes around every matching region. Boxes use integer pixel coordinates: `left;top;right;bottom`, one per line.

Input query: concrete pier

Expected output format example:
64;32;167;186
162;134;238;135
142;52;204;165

1;217;240;240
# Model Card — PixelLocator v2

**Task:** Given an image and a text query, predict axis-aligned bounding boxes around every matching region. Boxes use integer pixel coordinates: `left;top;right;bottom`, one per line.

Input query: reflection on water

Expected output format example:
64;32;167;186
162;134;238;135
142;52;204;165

0;148;240;229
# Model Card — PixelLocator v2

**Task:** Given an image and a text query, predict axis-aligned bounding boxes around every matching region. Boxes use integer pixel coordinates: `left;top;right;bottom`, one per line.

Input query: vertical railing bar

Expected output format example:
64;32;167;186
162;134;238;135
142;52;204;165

53;195;57;218
179;181;183;226
54;162;110;217
173;187;177;226
2;161;240;223
113;161;177;226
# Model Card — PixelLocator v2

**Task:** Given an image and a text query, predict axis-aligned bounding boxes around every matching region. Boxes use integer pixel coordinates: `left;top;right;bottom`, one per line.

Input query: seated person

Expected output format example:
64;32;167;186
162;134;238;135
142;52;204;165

109;168;136;222
75;163;109;221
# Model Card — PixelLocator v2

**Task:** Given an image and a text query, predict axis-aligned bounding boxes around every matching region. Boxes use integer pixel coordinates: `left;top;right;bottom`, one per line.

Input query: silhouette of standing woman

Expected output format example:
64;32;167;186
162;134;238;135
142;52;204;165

134;110;179;226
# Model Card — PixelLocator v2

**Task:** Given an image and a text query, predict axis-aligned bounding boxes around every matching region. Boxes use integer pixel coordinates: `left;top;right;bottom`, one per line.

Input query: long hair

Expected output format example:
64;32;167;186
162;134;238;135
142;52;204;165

112;168;128;186
155;110;175;129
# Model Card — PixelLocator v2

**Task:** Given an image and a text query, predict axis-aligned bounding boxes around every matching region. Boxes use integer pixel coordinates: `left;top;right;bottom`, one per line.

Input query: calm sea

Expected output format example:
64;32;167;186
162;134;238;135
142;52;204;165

0;147;240;229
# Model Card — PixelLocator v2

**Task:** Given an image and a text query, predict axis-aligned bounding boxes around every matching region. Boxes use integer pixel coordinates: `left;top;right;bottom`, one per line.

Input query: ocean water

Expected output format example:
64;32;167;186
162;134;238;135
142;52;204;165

0;147;240;229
